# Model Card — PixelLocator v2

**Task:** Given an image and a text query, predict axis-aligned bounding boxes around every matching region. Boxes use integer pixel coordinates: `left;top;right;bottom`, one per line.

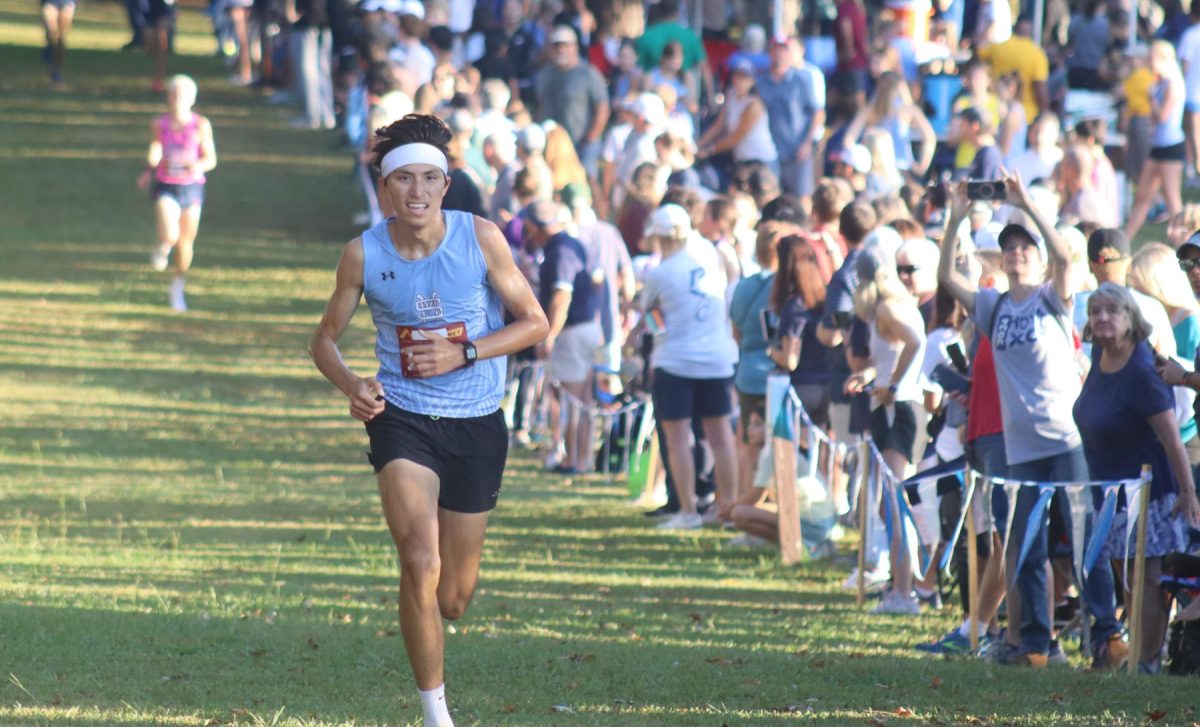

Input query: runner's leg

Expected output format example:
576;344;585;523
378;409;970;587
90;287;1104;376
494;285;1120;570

435;509;489;620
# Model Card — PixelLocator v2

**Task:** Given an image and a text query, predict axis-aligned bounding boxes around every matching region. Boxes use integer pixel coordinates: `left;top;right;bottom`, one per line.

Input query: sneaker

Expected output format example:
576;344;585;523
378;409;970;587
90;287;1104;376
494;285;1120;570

915;587;943;610
550;463;578;475
656;512;703;530
228;74;253;88
916;628;976;656
872;591;920;615
841;566;890;592
150;244;170;271
700;508;722;526
643;503;678;518
1047;639;1069;666
999;648;1048;668
982;639;1017;663
728;533;769;547
50;70;64;86
1090;634;1129;672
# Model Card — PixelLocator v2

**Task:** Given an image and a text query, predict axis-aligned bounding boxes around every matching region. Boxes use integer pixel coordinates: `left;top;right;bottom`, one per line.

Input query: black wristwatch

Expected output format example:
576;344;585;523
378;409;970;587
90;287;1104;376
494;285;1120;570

462;340;477;367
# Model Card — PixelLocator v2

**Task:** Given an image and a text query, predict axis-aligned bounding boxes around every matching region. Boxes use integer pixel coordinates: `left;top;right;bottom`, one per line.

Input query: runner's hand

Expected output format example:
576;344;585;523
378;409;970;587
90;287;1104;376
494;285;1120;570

349;376;386;422
137;170;152;191
405;330;468;378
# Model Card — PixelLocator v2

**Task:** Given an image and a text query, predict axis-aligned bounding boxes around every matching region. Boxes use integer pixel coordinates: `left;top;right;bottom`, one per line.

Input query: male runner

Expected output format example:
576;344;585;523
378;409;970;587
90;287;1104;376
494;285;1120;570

309;114;548;727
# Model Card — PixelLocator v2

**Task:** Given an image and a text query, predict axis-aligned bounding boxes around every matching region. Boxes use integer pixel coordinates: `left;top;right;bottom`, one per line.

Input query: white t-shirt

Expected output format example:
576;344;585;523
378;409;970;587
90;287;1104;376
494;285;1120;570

1179;24;1200;104
641;244;738;379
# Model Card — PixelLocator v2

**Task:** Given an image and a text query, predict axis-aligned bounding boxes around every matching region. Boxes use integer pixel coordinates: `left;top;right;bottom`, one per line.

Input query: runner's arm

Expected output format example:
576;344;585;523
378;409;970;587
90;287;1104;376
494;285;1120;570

309;238;385;421
197;117;217;173
476;217;550;359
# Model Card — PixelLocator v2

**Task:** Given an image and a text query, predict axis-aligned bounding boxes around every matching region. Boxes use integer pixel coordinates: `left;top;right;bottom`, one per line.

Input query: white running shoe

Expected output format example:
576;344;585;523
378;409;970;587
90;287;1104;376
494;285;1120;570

150;244;170;272
168;277;187;312
656;512;703;530
872;591;921;615
727;533;770;547
700;508;722;526
841;566;891;592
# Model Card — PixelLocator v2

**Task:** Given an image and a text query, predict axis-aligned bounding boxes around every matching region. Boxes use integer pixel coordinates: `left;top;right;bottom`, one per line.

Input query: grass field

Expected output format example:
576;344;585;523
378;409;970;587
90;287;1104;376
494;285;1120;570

1;3;1198;725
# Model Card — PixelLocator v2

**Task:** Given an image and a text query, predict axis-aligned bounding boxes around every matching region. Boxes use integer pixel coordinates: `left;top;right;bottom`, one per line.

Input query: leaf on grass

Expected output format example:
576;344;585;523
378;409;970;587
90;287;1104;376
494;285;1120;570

794;646;810;656
248;648;268;658
1050;693;1065;706
161;674;186;681
566;681;580;690
294;533;306;542
307;637;320;649
929;676;943;689
705;656;747;666
565;653;595;662
375;629;398;638
1146;710;1168;722
501;704;516;713
811;659;826;669
875;682;893;689
894;706;914;716
551;704;575;714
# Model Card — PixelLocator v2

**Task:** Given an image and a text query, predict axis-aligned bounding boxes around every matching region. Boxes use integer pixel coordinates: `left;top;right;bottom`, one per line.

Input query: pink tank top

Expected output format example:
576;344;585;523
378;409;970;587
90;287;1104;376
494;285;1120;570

156;114;206;185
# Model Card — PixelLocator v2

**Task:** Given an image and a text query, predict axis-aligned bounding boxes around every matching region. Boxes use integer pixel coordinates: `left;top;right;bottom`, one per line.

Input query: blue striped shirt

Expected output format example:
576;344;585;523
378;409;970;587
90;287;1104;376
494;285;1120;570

362;211;506;418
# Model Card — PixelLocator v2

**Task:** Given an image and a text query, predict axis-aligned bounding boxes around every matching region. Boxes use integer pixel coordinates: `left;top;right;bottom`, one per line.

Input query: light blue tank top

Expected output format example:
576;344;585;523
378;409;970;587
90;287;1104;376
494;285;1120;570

1153;80;1185;148
362;211;506;418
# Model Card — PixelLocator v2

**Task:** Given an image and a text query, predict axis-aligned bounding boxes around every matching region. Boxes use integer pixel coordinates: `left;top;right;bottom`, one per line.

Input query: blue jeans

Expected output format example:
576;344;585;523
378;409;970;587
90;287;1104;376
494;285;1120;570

1006;447;1119;654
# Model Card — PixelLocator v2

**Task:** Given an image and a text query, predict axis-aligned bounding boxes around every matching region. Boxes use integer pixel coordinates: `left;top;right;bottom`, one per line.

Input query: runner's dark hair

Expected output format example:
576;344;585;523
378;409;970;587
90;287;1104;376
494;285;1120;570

372;114;452;173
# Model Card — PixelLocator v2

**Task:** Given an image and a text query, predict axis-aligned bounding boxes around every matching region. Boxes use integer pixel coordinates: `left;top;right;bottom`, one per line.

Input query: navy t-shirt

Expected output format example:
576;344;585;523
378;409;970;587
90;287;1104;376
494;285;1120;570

779;298;830;387
820;248;862;402
1073;341;1177;503
538;232;598;325
967;144;1004;182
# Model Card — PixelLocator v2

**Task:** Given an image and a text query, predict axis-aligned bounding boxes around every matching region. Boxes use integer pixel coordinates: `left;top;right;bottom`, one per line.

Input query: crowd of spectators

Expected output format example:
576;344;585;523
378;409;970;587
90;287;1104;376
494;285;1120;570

170;0;1200;674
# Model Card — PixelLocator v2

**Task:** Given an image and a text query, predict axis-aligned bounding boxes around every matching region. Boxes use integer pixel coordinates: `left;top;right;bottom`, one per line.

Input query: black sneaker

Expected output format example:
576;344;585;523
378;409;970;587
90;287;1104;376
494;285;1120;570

644;504;678;518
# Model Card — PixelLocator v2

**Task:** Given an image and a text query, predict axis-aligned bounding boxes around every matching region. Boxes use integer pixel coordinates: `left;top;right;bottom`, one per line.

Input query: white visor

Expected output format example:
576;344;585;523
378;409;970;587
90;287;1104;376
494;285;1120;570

380;143;449;178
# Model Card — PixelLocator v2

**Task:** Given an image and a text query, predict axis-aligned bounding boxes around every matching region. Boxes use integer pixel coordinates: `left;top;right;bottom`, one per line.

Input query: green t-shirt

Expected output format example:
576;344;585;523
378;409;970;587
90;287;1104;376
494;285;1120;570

636;22;707;72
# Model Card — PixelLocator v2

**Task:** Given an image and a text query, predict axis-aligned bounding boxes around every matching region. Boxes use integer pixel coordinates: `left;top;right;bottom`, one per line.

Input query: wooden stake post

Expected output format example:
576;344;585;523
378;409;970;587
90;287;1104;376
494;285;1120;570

965;470;980;653
1128;464;1153;675
856;439;870;608
767;376;802;564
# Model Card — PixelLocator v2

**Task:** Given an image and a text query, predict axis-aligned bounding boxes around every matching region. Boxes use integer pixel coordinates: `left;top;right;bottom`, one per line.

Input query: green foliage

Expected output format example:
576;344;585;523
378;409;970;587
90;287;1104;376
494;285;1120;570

0;4;1195;724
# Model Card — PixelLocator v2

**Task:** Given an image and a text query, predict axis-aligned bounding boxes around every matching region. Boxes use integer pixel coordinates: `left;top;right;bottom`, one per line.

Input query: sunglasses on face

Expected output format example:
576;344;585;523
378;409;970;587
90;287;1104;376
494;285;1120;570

1180;259;1200;273
897;265;919;275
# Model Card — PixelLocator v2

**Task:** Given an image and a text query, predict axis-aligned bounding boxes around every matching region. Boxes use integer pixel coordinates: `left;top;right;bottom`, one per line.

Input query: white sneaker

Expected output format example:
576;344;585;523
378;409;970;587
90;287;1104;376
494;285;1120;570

168;277;187;312
150;244;170;272
656;512;703;530
872;591;921;615
841;566;891;592
700;508;722;526
728;533;770;547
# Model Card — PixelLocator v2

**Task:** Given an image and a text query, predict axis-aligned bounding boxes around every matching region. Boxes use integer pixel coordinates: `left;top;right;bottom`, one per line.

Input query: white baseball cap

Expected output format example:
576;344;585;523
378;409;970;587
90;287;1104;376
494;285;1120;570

644;204;692;241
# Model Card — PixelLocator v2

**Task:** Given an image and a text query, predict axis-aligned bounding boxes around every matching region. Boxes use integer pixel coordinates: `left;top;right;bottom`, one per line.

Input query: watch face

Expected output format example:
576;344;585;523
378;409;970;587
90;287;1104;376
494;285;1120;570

465;343;477;361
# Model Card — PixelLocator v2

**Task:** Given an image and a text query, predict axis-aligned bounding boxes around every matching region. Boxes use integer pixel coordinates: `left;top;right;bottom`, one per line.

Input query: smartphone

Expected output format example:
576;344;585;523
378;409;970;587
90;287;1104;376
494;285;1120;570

966;180;1004;201
761;309;779;341
930;363;971;395
944;340;969;374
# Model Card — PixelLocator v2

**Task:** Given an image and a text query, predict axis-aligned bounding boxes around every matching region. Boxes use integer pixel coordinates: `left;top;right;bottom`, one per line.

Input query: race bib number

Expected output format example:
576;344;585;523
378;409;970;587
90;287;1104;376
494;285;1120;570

396;322;467;377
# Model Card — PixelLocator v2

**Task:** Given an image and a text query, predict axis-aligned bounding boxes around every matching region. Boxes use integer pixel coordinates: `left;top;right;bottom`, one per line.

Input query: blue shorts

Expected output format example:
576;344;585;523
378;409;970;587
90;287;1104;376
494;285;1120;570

652;368;733;422
41;0;76;8
154;181;204;208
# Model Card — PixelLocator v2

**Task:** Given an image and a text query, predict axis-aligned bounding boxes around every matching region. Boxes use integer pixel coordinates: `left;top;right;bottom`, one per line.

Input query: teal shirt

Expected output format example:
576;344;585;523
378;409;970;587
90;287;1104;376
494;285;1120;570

729;271;776;396
1174;315;1200;442
636;22;707;71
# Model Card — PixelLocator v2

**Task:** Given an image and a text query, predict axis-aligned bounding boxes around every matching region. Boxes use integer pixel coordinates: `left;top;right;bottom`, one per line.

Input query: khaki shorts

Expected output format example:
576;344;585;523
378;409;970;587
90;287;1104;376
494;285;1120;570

549;321;603;384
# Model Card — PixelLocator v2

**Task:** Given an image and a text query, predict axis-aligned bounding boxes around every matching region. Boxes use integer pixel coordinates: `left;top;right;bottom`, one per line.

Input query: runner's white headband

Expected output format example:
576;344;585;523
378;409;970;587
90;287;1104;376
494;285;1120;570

380;143;449;178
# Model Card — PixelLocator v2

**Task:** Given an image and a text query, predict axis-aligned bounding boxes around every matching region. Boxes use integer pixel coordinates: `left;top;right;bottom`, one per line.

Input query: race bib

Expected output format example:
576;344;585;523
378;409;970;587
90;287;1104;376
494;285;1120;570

396;322;467;377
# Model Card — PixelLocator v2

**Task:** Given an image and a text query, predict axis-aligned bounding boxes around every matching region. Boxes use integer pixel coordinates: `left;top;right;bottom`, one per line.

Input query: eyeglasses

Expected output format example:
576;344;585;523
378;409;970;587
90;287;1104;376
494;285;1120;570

1180;259;1200;273
896;265;919;275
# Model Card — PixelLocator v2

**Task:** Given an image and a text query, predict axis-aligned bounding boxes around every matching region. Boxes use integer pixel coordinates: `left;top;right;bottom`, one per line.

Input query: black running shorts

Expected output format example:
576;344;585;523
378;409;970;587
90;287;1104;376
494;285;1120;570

364;403;508;513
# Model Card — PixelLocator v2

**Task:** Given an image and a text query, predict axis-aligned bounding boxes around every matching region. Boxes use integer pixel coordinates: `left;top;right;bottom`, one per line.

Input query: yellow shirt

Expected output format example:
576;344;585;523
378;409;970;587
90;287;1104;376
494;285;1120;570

979;37;1049;123
1124;67;1154;118
952;93;1002;169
